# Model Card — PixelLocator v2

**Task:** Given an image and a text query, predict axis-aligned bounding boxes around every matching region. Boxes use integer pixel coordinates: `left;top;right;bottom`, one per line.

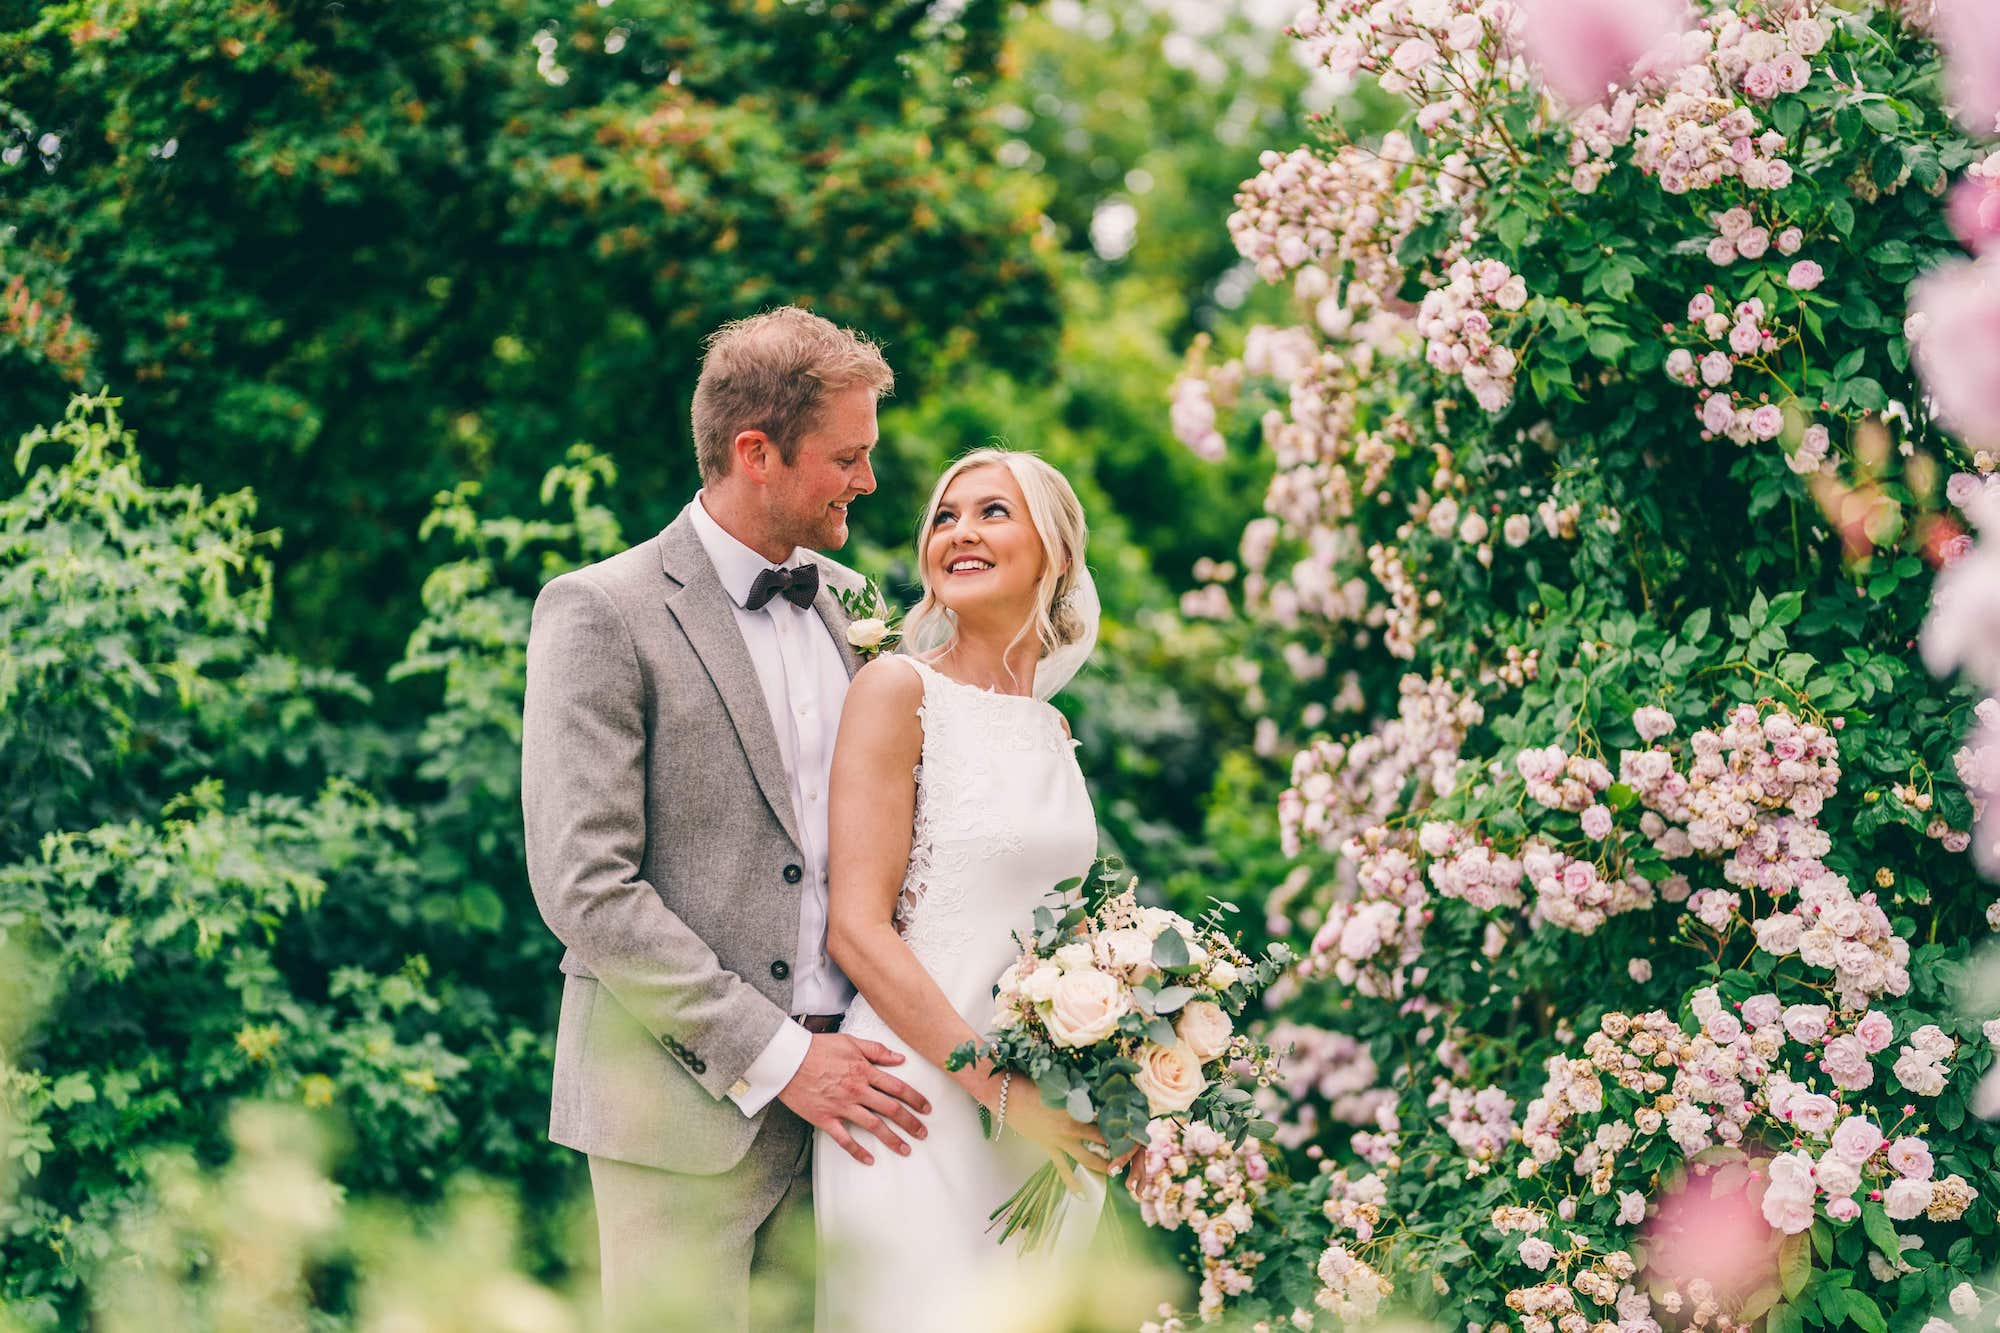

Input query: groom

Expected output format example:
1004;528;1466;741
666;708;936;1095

521;307;931;1326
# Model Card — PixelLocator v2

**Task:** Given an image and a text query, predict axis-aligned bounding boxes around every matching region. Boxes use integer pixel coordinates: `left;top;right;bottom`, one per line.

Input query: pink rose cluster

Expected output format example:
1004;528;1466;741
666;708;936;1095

1515;743;1614;813
1430;1079;1520;1161
1699;207;1803;268
1419;821;1529;909
1521;839;1657;935
1624;703;1841;853
1631;64;1794;195
1228;139;1425;304
1416;256;1530;412
1170;374;1226;460
1294;0;1517;159
1254;1021;1396;1149
1126;1117;1272;1322
1279;674;1483;857
1302;827;1430;997
1664;292;1796;446
1891;1024;1956;1098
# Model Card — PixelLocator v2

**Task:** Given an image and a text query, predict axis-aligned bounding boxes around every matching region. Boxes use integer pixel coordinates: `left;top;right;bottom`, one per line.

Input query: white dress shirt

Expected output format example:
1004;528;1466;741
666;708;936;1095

689;495;856;1115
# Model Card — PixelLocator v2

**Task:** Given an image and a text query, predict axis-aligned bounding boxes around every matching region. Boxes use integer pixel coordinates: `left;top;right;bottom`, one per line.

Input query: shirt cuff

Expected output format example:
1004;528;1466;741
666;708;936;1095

727;1018;812;1115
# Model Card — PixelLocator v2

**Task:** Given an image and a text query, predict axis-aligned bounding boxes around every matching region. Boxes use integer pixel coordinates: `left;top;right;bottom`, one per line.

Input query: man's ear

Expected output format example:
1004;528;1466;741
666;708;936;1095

732;429;775;483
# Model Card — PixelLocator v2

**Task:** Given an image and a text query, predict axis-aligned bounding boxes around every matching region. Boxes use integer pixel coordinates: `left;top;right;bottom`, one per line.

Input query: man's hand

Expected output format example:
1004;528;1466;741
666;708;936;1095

777;1033;931;1165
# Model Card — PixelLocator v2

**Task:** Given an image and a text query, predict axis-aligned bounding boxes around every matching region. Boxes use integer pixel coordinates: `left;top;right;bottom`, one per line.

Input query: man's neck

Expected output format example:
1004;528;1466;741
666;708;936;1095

699;489;793;565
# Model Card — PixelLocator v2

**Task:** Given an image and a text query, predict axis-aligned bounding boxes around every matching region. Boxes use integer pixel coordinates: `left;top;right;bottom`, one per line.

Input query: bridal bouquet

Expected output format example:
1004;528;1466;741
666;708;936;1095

946;865;1291;1250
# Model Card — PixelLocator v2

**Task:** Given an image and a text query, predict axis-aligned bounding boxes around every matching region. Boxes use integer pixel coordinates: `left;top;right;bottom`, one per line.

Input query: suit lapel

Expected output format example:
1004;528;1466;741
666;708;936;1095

809;570;865;680
658;513;805;853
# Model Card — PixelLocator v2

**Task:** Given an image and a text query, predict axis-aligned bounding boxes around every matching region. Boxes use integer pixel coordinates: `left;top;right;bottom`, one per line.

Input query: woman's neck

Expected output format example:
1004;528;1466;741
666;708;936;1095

931;615;1041;697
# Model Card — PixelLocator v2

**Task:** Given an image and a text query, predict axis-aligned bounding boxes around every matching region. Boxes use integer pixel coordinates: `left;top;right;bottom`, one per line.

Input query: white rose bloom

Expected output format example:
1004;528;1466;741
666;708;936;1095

1949;1283;1981;1317
1021;961;1063;1004
1206;958;1240;990
1175;1000;1234;1062
1132;1041;1208;1113
1042;968;1130;1048
845;617;889;649
1054;942;1095;972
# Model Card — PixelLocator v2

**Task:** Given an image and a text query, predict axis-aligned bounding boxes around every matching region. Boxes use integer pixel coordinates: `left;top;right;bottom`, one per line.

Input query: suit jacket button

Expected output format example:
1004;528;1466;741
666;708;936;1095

783;863;803;885
770;960;790;981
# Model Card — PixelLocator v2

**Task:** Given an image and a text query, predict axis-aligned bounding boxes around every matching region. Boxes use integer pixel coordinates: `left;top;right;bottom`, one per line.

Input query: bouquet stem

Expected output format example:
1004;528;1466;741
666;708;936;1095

986;1161;1085;1253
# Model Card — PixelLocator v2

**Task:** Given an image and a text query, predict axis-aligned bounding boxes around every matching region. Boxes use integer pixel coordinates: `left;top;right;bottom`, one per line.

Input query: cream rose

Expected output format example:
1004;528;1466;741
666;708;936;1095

845;617;890;650
1133;1041;1208;1114
1042;967;1129;1048
1053;942;1096;972
1095;927;1155;974
1175;1000;1234;1063
1019;960;1062;1005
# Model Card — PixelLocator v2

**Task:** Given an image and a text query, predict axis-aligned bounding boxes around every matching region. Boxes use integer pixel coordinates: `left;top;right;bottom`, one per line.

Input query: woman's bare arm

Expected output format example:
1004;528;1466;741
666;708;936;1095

826;658;1001;1108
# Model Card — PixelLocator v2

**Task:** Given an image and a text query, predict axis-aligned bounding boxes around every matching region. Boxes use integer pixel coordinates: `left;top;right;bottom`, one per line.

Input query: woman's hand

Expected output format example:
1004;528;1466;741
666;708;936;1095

1000;1088;1111;1191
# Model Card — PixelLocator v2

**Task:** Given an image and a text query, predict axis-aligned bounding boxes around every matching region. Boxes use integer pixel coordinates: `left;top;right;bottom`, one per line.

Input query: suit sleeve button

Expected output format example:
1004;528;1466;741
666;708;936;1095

770;960;790;981
783;863;803;885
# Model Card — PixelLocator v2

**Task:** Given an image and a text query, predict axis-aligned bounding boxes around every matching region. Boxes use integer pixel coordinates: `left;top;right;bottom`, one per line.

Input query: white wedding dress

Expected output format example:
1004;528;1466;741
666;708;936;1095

814;655;1103;1333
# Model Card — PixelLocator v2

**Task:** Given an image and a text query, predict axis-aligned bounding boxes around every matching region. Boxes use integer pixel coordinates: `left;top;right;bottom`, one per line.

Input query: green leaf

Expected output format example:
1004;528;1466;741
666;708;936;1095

1781;1231;1813;1300
1859;100;1901;133
1065;1086;1096;1123
1152;930;1190;968
1840;1289;1887;1333
1861;1202;1899;1259
1153;985;1197;1015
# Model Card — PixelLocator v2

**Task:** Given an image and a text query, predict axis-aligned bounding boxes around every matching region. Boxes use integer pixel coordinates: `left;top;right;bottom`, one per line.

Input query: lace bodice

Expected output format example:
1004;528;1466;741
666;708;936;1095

844;655;1098;1038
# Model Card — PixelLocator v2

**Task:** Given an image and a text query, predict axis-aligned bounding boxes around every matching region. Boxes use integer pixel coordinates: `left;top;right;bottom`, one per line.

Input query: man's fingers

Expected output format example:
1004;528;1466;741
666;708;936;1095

862;1090;927;1140
825;1122;874;1167
867;1069;932;1115
854;1038;906;1066
851;1111;910;1158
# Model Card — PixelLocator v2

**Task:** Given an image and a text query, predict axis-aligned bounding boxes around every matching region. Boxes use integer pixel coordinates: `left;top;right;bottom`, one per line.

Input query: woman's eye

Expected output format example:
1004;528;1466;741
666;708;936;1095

931;510;954;527
983;503;1009;519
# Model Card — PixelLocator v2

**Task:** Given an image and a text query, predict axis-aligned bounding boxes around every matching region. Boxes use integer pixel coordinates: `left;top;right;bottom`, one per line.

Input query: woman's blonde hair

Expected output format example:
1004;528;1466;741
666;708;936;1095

904;448;1090;682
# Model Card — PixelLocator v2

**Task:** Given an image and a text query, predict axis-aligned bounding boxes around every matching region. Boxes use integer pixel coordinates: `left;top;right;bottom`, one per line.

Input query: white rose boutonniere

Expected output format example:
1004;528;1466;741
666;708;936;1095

835;580;903;659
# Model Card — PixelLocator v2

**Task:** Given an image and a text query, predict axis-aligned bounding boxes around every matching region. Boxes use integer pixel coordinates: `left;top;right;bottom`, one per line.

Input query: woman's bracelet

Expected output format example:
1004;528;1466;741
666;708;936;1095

992;1071;1010;1140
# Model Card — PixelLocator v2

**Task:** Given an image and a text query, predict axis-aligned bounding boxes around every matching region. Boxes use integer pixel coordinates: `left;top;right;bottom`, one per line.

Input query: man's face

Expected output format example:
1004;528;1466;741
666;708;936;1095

766;384;879;551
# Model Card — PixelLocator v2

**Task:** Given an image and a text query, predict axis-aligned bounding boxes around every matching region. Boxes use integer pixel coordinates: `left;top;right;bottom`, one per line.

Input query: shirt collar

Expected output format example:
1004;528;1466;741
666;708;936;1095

690;492;808;610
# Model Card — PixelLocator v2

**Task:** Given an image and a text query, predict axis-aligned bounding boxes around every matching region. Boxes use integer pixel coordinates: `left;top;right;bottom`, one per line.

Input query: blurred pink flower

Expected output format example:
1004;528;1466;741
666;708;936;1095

1519;0;1690;108
1949;175;2000;256
1646;1168;1782;1298
1937;0;2000;135
1912;257;2000;446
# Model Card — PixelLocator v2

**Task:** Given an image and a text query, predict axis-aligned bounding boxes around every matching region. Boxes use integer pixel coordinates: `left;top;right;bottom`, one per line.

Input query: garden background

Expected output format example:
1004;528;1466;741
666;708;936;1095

4;0;1998;1330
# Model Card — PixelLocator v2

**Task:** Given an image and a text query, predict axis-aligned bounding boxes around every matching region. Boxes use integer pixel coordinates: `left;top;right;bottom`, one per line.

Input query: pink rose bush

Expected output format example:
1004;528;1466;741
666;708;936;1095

1136;0;2000;1324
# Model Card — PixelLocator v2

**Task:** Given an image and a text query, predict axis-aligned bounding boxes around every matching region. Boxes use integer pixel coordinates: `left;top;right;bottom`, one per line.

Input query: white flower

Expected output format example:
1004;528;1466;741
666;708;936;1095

1175;1000;1234;1062
1133;1041;1208;1113
1043;967;1131;1047
1950;1283;1981;1317
1020;961;1062;1004
1054;942;1095;972
1206;958;1240;990
846;617;889;650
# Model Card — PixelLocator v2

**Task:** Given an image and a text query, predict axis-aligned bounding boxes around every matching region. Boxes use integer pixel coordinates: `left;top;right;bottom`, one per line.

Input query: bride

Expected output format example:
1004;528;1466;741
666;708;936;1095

814;447;1110;1330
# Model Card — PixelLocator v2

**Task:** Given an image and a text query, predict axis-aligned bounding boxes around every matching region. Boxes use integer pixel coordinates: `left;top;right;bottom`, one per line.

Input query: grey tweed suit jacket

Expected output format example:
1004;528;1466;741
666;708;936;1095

521;503;863;1175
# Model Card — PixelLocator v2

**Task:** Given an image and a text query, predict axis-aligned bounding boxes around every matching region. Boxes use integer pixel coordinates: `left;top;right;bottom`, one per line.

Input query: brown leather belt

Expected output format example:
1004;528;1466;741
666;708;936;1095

796;1013;842;1034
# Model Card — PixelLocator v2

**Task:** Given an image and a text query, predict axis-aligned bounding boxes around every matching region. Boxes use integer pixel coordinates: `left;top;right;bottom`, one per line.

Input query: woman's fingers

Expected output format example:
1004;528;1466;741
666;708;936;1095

1047;1148;1082;1193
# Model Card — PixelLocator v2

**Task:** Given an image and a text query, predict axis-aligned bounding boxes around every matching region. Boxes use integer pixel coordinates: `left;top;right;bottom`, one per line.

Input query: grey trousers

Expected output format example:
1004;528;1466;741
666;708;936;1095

588;1106;814;1331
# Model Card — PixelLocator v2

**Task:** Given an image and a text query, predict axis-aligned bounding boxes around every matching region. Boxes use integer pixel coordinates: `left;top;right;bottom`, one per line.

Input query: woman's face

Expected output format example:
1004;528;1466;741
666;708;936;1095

924;464;1049;626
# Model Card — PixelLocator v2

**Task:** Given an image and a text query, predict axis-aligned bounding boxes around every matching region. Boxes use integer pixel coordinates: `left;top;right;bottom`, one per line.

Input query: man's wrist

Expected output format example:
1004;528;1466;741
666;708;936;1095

729;1019;812;1115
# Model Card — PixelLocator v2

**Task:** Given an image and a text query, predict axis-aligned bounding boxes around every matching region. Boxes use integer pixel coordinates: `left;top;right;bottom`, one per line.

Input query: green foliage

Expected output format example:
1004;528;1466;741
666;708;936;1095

0;0;1062;667
0;398;637;1324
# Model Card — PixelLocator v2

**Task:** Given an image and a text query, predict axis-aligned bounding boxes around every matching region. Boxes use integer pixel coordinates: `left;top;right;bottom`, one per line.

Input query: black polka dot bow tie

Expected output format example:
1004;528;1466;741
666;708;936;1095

744;563;821;611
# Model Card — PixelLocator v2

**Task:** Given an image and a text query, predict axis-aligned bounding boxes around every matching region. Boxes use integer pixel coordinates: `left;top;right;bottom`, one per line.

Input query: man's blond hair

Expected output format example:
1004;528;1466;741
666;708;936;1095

690;307;894;482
